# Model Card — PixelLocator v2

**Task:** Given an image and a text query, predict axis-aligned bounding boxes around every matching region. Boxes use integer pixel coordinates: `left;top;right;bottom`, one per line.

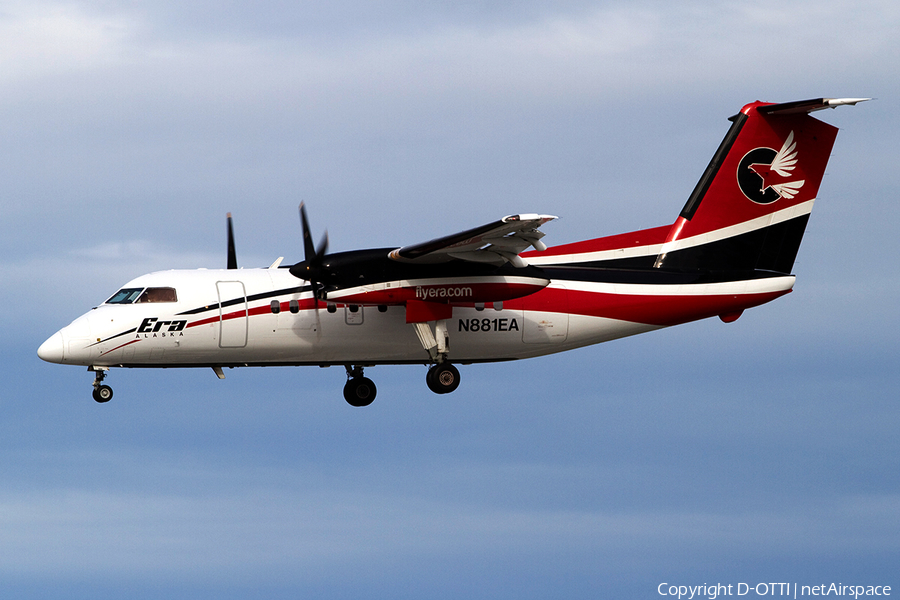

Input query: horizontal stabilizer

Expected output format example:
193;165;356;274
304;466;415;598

758;97;870;115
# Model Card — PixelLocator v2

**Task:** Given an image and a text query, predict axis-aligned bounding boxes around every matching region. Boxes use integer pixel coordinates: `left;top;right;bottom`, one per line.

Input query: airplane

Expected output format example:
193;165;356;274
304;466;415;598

37;97;868;406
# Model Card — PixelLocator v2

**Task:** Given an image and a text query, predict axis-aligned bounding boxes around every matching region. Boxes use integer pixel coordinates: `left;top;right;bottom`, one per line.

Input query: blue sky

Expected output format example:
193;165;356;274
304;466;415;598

2;1;898;598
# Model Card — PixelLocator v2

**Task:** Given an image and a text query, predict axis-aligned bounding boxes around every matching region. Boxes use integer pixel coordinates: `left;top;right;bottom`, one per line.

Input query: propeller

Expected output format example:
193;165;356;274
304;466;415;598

289;202;329;305
226;212;238;269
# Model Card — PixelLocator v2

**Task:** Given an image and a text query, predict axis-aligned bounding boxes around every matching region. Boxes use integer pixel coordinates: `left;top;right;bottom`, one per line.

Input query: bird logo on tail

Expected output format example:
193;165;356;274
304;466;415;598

737;131;806;204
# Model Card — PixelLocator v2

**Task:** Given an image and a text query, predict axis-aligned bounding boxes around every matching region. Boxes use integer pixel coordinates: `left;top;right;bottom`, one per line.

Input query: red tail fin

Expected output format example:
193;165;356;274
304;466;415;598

653;98;864;273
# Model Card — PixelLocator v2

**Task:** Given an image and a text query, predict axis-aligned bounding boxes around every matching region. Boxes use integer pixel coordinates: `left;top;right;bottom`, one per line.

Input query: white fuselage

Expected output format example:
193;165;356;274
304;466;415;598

39;266;795;370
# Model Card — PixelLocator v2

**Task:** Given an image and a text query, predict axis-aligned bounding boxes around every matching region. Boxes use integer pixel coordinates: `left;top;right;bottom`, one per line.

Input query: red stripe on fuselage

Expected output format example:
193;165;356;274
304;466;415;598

185;298;321;329
99;338;142;357
506;286;791;326
521;224;670;259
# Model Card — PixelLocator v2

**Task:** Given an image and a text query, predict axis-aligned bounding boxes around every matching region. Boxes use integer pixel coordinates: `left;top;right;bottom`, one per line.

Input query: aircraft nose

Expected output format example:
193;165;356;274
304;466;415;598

37;332;65;363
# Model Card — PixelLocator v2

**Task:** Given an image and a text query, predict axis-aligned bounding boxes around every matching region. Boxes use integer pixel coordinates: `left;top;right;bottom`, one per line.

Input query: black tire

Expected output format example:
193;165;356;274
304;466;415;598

426;363;460;395
93;385;113;403
343;377;377;407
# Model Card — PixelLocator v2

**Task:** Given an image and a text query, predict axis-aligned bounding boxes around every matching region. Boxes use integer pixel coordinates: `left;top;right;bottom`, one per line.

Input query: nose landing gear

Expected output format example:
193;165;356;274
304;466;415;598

90;367;113;403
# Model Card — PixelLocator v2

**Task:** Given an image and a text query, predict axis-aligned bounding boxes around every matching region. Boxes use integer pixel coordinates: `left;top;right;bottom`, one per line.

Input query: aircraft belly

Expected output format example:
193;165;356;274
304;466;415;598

544;314;661;355
248;306;424;364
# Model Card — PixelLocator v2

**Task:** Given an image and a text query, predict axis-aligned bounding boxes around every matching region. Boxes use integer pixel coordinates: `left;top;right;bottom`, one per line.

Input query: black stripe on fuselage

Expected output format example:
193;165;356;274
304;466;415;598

92;286;311;346
541;266;788;286
306;245;792;289
539;214;810;276
661;213;810;273
89;327;138;347
176;285;309;316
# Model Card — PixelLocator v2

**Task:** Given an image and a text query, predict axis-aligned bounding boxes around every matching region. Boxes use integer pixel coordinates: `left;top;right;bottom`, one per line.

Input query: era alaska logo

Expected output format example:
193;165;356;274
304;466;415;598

736;130;806;204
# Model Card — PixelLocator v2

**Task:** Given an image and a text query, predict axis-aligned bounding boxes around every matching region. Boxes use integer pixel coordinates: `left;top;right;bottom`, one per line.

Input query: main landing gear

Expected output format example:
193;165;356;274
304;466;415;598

340;362;462;406
343;365;377;407
90;367;113;403
426;362;460;395
413;318;462;396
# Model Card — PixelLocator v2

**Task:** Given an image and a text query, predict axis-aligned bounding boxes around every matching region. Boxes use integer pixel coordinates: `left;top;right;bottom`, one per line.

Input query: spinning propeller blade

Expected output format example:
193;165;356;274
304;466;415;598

300;203;316;264
289;203;329;304
226;212;238;270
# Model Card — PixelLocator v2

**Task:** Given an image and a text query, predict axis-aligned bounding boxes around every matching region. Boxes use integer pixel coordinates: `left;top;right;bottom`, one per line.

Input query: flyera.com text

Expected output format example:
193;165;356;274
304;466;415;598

415;286;472;300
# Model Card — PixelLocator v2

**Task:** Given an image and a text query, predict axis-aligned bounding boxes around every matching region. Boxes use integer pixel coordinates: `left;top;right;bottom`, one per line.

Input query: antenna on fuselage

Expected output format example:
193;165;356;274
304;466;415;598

226;212;238;270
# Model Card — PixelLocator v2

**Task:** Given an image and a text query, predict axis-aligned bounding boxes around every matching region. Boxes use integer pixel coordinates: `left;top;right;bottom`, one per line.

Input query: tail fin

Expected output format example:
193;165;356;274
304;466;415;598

653;98;867;273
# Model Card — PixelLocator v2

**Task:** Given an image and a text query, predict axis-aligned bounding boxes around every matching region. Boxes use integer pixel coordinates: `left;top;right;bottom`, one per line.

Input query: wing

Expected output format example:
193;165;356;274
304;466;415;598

769;130;799;177
388;214;557;267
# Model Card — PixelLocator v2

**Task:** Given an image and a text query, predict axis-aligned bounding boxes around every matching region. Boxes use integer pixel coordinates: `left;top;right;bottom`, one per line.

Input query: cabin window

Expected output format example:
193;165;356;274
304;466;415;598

135;287;178;303
289;299;300;314
106;288;144;304
270;300;281;314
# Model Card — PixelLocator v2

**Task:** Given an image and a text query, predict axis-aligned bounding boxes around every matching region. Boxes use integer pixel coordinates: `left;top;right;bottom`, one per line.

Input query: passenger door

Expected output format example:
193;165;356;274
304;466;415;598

216;281;248;348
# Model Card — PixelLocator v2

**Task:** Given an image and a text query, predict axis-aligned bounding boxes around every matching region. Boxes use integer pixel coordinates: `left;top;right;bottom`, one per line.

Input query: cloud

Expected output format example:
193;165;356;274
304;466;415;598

0;241;230;336
5;0;897;108
0;2;136;82
3;468;897;580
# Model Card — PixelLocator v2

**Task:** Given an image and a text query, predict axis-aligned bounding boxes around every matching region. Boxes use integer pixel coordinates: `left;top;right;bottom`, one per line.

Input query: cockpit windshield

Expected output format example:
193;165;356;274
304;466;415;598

136;287;178;303
105;287;178;304
106;288;144;304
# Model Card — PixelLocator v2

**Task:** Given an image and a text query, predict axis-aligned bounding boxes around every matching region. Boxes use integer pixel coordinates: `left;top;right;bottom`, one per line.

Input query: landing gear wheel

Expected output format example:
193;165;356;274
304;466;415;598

90;368;112;403
343;377;377;407
426;363;460;395
92;385;113;403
